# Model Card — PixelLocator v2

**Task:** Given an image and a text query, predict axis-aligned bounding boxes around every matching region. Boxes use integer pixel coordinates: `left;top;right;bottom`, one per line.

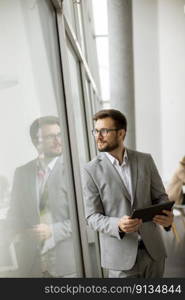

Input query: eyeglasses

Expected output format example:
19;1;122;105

41;132;62;141
92;128;122;137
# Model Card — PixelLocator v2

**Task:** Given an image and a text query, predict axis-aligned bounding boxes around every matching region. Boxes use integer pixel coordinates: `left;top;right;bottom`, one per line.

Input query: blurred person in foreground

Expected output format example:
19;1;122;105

166;156;185;205
83;109;173;278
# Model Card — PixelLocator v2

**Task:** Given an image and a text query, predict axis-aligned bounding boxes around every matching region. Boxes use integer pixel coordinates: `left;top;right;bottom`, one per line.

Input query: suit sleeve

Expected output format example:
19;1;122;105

82;167;123;240
6;168;25;233
149;155;169;204
42;220;72;253
149;155;172;231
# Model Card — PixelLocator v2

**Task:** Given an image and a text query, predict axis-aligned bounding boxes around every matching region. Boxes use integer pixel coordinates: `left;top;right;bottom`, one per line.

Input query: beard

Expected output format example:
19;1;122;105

46;151;61;158
97;140;119;152
44;145;62;158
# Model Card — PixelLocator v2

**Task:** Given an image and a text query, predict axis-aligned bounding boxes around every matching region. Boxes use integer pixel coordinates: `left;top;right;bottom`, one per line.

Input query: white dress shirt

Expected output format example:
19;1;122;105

36;156;59;202
106;150;141;241
106;149;133;201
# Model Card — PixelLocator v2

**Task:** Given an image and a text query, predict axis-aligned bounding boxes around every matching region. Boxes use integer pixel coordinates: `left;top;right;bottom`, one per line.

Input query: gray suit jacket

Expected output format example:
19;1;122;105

6;156;76;277
83;149;169;271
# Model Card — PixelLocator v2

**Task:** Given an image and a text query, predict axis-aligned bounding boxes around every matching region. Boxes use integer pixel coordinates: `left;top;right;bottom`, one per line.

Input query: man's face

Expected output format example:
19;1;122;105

95;117;125;152
37;124;62;158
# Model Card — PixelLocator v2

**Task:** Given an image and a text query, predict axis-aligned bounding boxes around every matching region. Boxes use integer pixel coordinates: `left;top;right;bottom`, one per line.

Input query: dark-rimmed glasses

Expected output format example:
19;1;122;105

92;128;122;137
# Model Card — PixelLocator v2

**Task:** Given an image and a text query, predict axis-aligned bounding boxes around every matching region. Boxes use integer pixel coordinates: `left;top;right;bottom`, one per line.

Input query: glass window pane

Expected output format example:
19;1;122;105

63;0;77;35
67;40;89;165
0;0;79;278
95;37;110;101
66;40;101;277
75;3;86;56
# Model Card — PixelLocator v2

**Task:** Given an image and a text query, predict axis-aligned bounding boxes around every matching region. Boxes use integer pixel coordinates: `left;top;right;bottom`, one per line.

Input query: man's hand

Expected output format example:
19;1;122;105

153;210;174;227
32;224;52;240
118;216;142;233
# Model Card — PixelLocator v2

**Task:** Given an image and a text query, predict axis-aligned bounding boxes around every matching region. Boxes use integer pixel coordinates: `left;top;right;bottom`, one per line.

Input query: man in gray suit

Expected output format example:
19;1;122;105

6;116;76;277
83;109;173;278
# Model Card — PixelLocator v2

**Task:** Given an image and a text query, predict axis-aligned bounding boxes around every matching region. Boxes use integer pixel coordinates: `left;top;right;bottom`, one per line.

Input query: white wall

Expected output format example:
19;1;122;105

132;0;162;173
158;0;185;182
132;0;185;182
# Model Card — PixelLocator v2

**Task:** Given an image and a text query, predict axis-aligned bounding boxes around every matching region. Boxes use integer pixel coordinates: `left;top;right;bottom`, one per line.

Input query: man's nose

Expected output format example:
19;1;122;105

54;134;62;140
53;136;61;144
96;135;104;141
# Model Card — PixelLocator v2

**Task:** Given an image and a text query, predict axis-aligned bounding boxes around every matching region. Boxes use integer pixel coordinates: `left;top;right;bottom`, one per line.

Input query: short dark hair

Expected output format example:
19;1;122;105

93;109;127;131
30;116;60;146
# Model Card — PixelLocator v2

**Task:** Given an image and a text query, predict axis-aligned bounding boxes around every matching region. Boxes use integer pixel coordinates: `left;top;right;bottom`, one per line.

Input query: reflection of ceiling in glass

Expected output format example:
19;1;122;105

0;76;18;90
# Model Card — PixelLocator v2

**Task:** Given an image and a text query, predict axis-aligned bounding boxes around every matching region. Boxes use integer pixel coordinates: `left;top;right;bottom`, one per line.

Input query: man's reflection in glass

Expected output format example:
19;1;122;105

6;116;76;277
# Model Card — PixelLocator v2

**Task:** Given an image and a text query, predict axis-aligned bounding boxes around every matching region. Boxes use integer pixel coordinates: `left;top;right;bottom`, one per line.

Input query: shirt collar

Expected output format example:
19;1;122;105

37;156;59;172
47;156;59;171
106;148;128;167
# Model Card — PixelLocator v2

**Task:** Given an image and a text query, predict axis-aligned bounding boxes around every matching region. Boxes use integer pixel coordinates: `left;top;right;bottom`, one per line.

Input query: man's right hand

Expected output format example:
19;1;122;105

118;215;142;233
32;224;52;240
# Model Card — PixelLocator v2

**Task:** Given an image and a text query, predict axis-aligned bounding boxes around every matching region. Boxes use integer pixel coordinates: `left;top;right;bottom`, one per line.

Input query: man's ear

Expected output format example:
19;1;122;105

37;143;43;152
120;129;126;140
35;139;43;154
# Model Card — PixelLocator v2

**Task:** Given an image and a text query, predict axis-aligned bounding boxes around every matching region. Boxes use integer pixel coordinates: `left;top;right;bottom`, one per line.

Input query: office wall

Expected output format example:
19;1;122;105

158;0;185;182
132;0;185;182
132;0;162;173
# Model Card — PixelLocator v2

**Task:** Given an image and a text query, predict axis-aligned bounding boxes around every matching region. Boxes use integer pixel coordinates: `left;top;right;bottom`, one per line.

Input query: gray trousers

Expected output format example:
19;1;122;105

109;248;165;278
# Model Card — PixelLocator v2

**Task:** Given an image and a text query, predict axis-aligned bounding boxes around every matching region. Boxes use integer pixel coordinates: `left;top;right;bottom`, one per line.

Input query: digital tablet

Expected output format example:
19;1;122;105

131;201;175;222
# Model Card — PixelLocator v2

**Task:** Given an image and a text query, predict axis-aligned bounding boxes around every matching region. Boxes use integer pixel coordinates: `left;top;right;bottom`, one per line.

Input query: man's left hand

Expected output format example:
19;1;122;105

33;223;52;240
153;210;174;227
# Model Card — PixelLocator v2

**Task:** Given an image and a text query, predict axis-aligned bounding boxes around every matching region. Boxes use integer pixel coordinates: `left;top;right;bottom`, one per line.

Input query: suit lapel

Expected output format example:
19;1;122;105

47;156;64;185
127;149;138;205
26;160;39;219
100;153;132;203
